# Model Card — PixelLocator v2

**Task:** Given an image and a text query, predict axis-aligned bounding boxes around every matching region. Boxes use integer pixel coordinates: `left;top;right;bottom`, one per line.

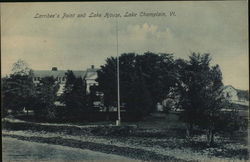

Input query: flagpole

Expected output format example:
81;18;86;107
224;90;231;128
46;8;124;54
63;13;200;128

116;18;121;126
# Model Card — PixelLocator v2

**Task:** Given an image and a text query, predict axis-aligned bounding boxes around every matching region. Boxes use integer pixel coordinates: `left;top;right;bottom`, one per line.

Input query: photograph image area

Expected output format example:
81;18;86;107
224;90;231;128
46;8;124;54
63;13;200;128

1;1;249;162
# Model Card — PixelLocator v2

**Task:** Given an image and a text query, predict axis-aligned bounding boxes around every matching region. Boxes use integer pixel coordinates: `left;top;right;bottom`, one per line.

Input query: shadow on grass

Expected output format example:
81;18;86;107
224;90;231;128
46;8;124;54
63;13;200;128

2;134;191;162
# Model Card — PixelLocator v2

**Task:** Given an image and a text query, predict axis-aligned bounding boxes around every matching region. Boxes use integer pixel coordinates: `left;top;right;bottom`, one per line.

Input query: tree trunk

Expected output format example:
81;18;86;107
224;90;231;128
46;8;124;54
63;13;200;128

106;106;110;121
211;131;214;145
207;129;215;146
186;128;190;139
186;123;193;139
26;108;28;116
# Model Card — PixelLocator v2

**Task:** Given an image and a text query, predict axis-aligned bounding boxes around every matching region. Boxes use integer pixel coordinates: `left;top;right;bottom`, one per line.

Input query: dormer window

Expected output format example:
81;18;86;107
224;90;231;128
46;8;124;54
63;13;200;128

52;67;58;71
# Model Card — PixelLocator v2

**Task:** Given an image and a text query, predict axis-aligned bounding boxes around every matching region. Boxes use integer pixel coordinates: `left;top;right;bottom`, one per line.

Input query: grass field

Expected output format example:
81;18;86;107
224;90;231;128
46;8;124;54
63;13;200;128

2;112;249;161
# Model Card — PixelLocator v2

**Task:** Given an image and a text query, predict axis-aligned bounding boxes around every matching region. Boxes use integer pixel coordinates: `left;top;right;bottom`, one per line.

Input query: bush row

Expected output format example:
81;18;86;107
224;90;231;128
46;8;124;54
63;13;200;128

16;111;144;123
2;120;137;136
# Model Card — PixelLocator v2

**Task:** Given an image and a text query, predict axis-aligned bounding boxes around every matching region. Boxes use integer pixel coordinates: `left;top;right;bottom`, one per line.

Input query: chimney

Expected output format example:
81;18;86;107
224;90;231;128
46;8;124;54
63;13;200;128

91;65;94;69
52;67;58;71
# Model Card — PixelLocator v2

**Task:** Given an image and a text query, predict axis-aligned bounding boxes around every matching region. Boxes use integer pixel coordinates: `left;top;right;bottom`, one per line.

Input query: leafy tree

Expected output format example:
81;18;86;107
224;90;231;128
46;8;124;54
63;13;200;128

136;52;176;109
237;90;249;101
96;52;175;119
125;72;153;117
34;76;59;119
177;53;239;145
88;84;100;111
1;77;19;117
61;70;87;116
2;60;36;116
11;59;33;76
97;56;118;110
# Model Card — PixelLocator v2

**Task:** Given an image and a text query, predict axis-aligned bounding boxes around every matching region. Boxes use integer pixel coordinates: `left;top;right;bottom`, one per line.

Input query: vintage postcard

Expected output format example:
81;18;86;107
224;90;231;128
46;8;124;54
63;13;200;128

1;1;249;161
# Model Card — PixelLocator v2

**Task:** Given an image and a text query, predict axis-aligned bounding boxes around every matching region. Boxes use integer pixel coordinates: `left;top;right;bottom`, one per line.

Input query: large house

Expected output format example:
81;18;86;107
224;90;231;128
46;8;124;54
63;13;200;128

221;85;249;119
222;85;249;104
160;85;249;114
32;65;98;95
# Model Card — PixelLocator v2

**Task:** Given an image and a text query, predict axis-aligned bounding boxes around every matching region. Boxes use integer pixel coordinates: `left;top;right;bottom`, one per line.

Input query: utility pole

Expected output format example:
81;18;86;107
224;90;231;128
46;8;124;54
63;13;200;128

116;18;121;126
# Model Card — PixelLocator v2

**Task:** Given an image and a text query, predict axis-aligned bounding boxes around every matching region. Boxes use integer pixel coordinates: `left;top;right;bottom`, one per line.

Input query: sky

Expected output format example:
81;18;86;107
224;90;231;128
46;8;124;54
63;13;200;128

1;1;248;90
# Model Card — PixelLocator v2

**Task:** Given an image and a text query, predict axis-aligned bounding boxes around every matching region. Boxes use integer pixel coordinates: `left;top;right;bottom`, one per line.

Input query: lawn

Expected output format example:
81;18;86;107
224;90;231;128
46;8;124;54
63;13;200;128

2;112;249;161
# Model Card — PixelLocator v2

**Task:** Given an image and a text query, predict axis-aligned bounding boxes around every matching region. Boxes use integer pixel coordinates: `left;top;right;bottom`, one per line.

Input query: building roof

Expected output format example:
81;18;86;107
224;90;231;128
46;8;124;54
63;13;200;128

223;85;249;101
222;85;237;91
33;70;86;78
85;68;98;79
33;67;99;79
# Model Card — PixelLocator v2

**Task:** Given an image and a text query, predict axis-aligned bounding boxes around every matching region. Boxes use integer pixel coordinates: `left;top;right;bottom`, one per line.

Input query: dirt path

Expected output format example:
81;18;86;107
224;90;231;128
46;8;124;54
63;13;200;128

3;134;187;162
2;137;140;162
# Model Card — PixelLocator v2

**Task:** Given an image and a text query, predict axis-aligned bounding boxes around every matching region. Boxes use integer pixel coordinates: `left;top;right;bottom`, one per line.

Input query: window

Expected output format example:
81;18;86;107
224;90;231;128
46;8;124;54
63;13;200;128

226;92;231;98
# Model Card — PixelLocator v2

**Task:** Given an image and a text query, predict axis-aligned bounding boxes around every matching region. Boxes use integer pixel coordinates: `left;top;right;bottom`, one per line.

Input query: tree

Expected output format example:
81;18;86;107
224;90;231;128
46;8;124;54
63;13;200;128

34;76;59;119
96;52;176;119
2;77;16;117
177;53;239;145
125;71;153;117
61;70;87;117
237;90;249;101
2;60;36;116
97;56;118;110
88;84;100;111
11;59;33;76
136;52;176;110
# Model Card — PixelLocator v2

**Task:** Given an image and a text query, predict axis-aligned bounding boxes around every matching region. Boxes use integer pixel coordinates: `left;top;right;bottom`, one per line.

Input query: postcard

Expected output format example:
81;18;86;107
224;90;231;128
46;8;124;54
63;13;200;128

1;1;249;161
